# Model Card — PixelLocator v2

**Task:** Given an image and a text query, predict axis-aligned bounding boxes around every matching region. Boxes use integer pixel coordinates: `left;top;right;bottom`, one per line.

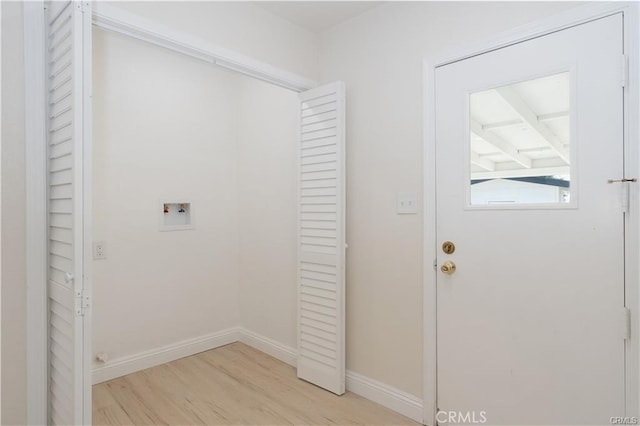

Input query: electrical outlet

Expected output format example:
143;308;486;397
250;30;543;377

93;241;107;260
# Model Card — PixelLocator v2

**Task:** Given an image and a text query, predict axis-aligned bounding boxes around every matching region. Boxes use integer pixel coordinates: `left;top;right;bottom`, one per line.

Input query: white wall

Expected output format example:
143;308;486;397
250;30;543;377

318;1;582;398
92;29;242;363
237;76;299;349
1;2;27;424
108;1;319;82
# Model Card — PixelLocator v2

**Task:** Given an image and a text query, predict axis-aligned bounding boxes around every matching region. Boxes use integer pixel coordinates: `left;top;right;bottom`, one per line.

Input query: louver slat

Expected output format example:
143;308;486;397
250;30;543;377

297;82;345;395
46;1;91;424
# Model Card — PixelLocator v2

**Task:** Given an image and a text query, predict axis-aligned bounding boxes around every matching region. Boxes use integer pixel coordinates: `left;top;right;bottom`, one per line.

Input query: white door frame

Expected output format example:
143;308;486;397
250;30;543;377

24;2;318;423
24;2;50;424
423;2;640;425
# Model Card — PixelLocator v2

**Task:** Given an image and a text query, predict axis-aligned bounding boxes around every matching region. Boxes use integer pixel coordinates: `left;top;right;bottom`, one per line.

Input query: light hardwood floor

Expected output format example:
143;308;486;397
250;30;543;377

93;342;419;425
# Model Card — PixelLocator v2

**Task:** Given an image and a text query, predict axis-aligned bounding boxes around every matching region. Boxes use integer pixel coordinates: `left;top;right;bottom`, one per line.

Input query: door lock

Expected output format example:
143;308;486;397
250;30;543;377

442;241;456;254
441;260;456;275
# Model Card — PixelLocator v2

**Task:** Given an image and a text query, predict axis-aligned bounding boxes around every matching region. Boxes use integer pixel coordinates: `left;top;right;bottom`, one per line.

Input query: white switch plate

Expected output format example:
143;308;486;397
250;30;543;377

93;241;107;260
397;192;418;214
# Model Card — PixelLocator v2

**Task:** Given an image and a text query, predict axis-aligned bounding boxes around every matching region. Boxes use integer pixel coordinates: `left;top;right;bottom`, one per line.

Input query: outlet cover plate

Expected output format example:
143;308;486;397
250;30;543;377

93;241;107;260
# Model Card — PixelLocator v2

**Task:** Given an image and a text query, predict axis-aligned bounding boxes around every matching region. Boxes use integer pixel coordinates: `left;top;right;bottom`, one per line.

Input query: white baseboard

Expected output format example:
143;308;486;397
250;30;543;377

91;327;423;424
236;327;298;367
237;329;423;423
92;327;240;384
346;370;423;423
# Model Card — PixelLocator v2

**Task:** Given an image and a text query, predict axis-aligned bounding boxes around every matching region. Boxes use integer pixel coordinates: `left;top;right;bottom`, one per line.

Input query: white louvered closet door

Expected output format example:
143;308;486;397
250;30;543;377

46;1;92;425
297;82;346;395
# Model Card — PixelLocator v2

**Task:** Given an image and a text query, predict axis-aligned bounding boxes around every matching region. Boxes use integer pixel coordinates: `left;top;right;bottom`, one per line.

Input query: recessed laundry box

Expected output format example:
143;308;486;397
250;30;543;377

160;201;193;231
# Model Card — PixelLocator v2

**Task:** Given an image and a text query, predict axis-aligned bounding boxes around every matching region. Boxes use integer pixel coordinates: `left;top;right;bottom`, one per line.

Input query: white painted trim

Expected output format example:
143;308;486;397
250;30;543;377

24;2;48;424
91;3;317;93
422;54;438;426
430;2;635;68
80;3;93;423
237;328;298;367
623;3;640;417
346;370;423;424
423;3;640;425
92;327;240;384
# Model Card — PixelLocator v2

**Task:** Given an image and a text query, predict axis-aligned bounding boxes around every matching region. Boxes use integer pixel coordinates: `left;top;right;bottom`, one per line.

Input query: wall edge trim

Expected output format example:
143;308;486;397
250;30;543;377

345;370;423;423
236;327;298;367
92;327;240;384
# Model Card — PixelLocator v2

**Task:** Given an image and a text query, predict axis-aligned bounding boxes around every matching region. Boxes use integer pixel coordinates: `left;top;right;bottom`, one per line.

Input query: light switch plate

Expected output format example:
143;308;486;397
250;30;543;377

397;192;418;214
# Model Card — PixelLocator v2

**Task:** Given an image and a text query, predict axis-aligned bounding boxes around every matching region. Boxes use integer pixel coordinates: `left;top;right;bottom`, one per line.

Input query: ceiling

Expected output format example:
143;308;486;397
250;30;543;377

470;72;571;180
253;2;382;33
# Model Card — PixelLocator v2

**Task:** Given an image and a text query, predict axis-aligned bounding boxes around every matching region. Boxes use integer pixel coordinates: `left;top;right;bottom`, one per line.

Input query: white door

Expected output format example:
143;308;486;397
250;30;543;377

46;1;92;424
435;15;625;424
297;82;346;395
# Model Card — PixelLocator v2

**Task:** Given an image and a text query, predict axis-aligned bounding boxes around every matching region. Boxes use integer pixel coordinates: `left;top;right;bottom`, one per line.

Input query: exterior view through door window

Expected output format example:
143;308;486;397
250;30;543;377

469;72;571;206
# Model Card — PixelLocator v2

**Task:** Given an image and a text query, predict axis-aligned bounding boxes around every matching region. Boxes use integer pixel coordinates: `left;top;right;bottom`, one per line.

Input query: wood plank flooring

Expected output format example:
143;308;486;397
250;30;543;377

93;342;419;425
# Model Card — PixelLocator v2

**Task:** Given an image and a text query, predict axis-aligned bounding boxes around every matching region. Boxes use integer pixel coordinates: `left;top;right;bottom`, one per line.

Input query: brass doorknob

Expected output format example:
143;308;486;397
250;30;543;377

441;260;456;275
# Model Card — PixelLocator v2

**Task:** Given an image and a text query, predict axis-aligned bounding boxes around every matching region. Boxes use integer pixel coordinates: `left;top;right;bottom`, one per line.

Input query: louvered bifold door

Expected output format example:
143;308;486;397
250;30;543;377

46;1;92;425
297;82;346;395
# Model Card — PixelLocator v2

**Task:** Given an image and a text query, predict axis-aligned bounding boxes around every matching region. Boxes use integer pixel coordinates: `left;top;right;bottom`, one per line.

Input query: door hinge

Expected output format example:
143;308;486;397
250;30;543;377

67;273;83;317
608;178;636;214
623;307;631;340
82;288;91;315
74;290;82;316
621;55;629;88
74;288;91;317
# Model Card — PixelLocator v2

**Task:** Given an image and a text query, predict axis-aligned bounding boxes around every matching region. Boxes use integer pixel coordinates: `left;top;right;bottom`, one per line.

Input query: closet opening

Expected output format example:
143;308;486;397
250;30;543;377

91;26;301;381
89;8;347;409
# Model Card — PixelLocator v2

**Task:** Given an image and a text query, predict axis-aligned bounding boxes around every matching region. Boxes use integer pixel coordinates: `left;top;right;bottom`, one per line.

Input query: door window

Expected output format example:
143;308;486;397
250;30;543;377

468;72;571;206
